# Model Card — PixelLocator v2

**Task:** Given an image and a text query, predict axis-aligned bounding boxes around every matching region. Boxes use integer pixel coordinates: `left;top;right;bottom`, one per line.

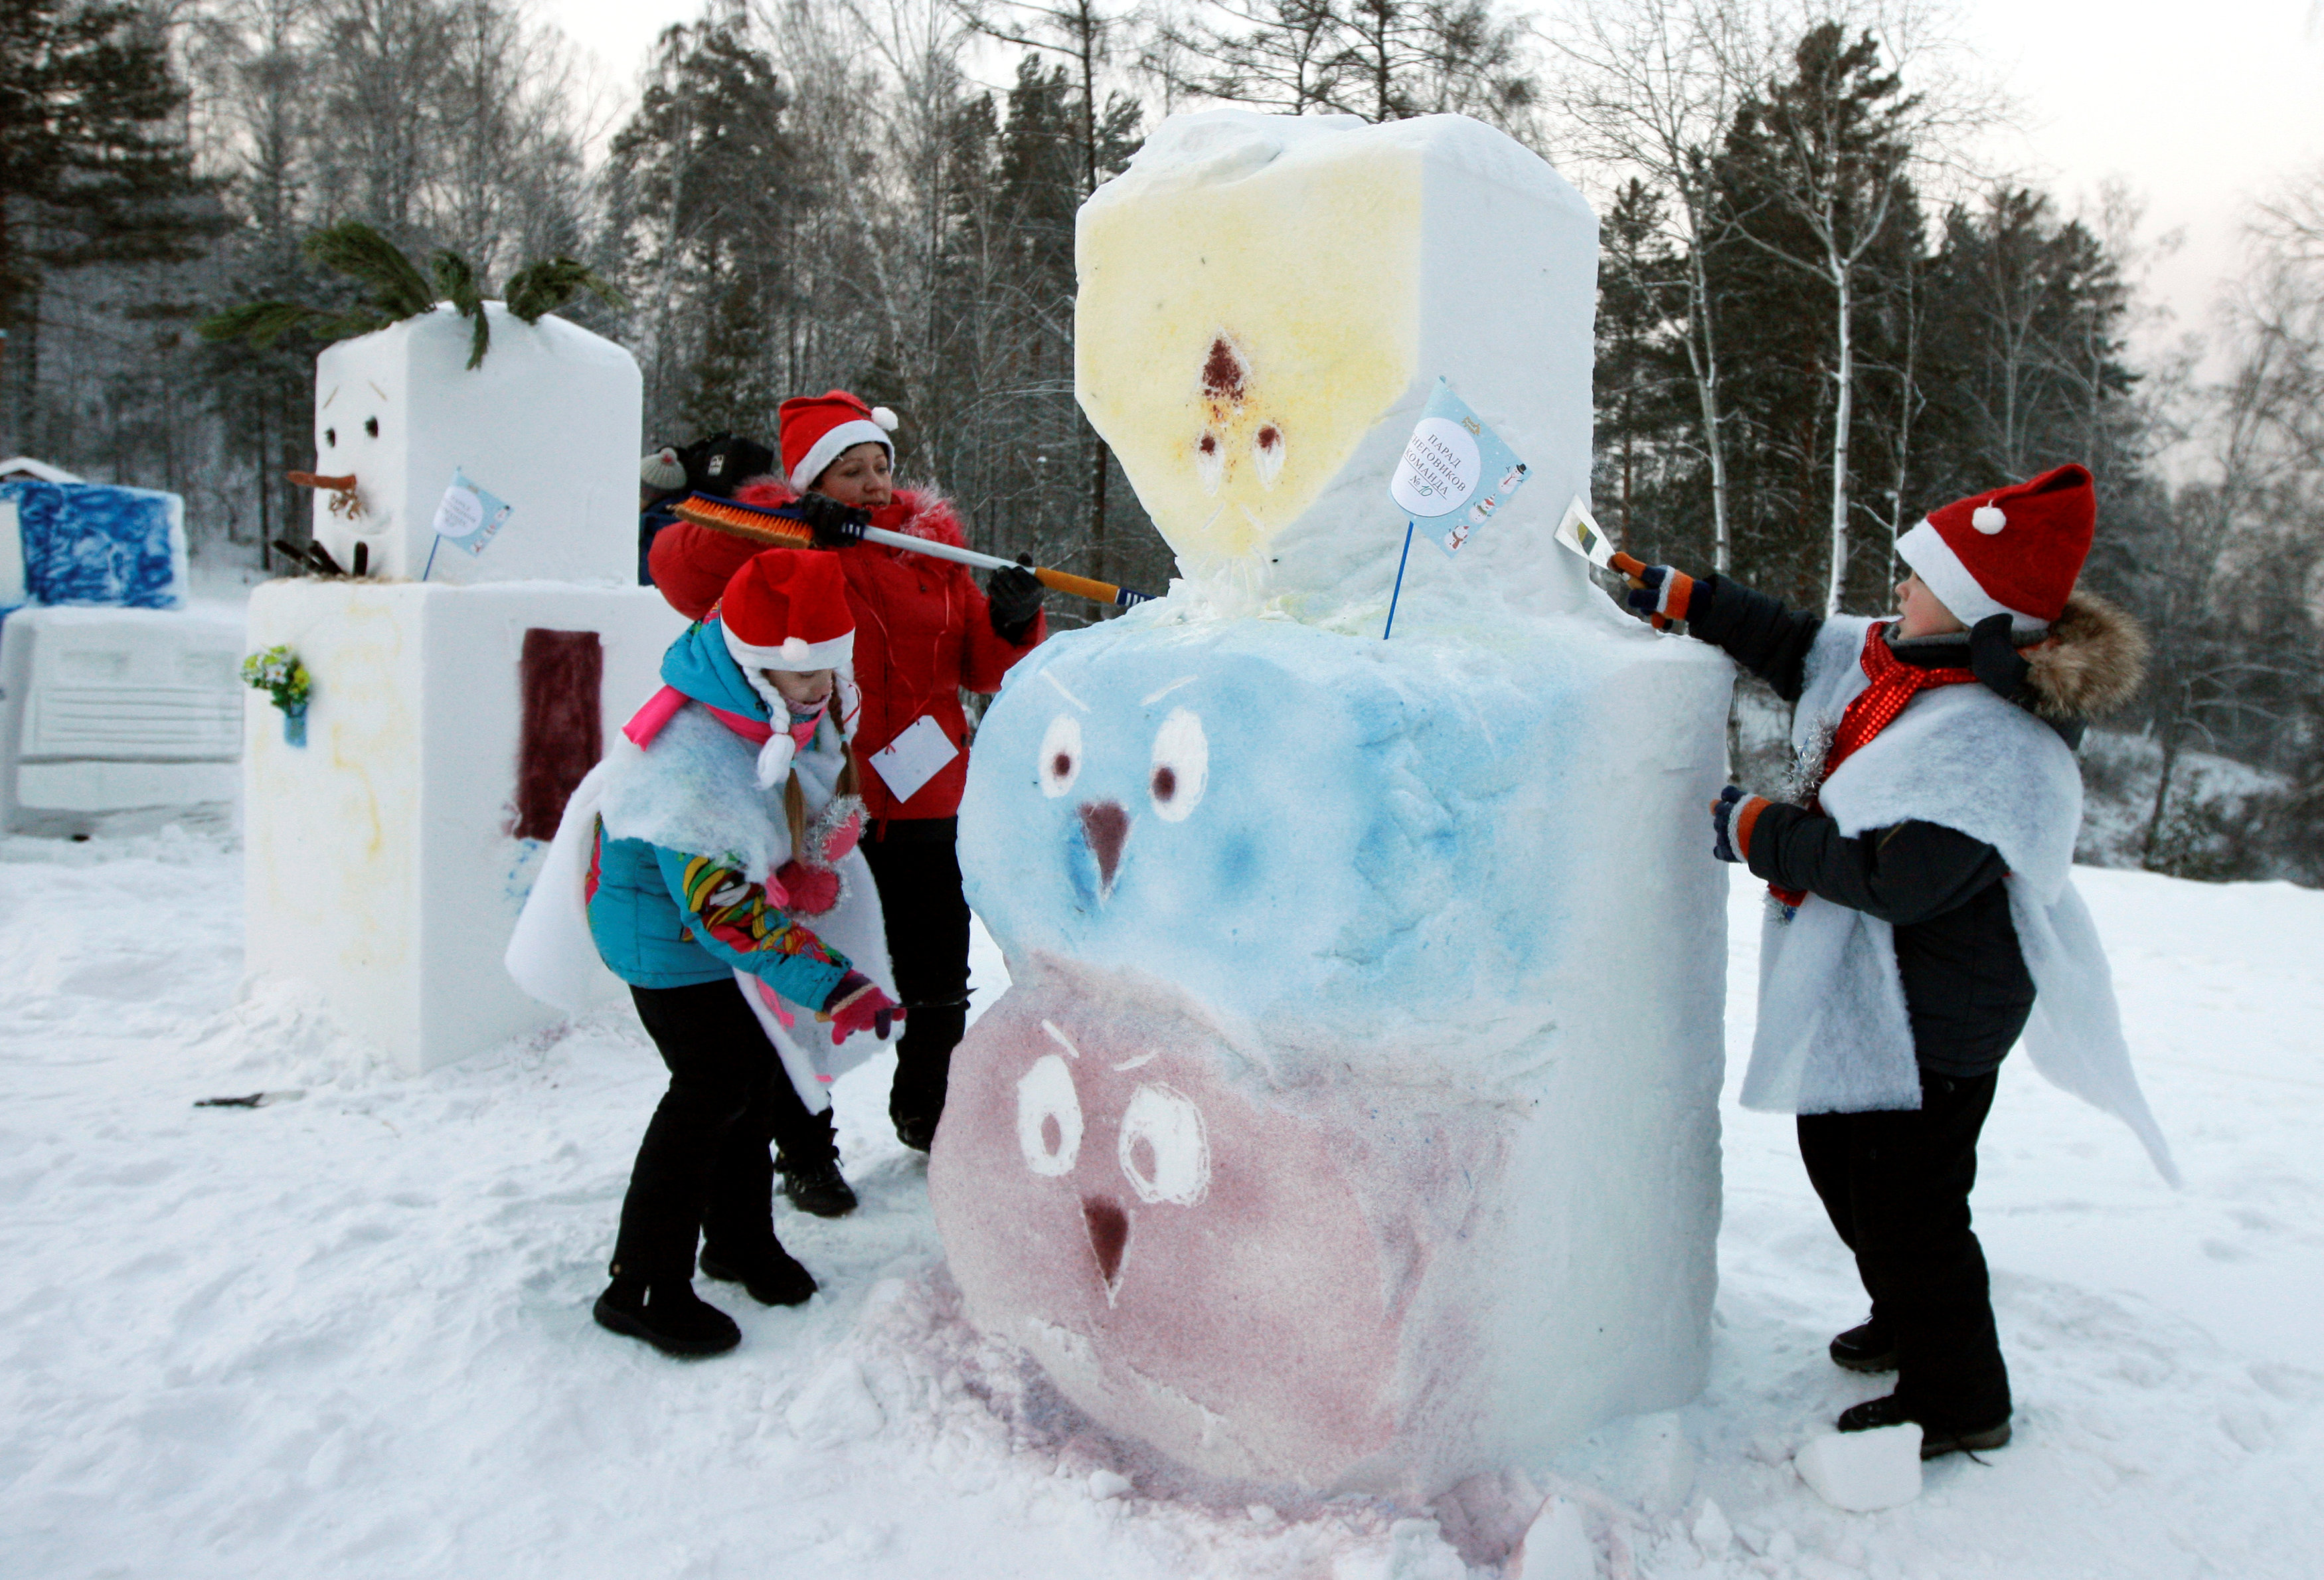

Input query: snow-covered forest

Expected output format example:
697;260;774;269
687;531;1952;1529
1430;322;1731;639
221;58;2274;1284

4;0;2321;879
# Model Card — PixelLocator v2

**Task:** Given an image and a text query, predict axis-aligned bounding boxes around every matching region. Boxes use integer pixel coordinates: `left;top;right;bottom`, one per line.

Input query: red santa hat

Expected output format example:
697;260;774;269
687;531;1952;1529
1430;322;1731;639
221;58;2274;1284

780;389;898;493
1895;463;2095;634
718;549;855;674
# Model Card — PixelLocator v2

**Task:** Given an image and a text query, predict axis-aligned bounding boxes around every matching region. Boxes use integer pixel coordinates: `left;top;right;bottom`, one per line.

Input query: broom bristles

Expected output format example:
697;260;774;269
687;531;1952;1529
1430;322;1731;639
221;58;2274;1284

669;496;815;549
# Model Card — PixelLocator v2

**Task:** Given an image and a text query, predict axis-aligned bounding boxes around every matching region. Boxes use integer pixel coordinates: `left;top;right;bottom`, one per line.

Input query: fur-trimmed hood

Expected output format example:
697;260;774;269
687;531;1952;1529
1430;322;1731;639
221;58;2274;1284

2024;589;2148;719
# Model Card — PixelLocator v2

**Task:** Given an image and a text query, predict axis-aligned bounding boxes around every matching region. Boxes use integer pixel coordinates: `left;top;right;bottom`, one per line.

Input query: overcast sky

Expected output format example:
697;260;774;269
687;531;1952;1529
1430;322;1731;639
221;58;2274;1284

546;0;2323;351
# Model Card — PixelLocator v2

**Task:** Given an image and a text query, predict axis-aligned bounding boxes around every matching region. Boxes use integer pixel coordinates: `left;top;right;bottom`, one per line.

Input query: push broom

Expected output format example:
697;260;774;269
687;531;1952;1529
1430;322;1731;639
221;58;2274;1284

669;493;1160;610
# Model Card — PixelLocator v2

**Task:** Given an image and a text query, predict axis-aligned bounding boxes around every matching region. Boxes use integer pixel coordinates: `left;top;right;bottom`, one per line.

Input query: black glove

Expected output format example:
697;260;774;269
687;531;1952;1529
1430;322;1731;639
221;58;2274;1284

986;555;1044;642
795;491;871;548
1969;612;2032;703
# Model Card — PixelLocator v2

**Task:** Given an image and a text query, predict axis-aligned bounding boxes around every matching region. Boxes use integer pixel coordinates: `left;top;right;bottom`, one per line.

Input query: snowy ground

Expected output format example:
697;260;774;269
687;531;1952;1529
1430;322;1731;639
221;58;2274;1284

3;834;2319;1579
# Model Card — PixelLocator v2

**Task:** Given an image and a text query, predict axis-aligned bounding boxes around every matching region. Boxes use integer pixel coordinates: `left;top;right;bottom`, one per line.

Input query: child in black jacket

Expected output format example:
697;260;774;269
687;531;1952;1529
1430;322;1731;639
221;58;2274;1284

1626;464;2164;1456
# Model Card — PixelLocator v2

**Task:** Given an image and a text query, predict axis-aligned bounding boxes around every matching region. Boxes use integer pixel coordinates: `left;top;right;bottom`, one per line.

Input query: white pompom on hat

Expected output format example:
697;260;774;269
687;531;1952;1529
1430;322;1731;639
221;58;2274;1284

1895;463;2096;635
779;389;899;493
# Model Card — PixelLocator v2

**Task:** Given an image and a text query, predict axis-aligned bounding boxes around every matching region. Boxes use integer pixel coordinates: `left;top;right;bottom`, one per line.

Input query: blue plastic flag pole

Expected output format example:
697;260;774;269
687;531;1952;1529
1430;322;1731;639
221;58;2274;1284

1382;521;1416;639
421;534;442;582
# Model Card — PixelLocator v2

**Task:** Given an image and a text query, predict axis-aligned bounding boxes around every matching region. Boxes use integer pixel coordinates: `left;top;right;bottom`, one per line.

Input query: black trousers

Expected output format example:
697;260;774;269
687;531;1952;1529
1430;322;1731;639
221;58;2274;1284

861;818;972;1124
608;980;838;1283
1797;1067;2012;1430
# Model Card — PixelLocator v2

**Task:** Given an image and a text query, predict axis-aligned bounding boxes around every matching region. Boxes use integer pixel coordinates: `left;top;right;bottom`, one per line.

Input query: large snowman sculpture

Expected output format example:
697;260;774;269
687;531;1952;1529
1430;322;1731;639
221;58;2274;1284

927;112;1736;1500
243;304;683;1075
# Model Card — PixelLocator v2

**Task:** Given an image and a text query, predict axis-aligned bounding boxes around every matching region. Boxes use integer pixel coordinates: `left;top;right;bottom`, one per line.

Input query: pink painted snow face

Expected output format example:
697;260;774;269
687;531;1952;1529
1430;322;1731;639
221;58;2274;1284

928;957;1403;1484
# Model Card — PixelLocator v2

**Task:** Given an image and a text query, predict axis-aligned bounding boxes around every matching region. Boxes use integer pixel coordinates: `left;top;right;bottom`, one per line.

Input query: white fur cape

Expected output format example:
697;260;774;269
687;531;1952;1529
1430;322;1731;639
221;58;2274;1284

504;697;895;1114
1739;616;2178;1184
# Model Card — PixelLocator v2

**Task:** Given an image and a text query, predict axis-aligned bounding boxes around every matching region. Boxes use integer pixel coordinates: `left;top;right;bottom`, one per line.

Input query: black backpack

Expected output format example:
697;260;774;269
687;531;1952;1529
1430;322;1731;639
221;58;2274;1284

679;434;776;497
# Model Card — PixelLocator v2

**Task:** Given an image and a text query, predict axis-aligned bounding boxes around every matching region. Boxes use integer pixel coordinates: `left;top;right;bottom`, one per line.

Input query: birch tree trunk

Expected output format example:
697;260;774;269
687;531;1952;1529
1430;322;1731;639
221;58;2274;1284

1826;250;1853;614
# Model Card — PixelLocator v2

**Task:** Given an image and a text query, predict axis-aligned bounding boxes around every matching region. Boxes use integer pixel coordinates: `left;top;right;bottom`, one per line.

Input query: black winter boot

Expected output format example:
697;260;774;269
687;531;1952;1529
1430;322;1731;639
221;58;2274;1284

1837;1394;2011;1458
699;1241;818;1306
1829;1318;1898;1373
889;1004;965;1152
780;1158;859;1218
592;1277;741;1358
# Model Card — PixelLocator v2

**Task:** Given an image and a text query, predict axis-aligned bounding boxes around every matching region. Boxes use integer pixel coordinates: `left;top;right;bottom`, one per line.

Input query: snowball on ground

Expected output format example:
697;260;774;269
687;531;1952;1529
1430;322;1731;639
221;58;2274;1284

1793;1426;1924;1512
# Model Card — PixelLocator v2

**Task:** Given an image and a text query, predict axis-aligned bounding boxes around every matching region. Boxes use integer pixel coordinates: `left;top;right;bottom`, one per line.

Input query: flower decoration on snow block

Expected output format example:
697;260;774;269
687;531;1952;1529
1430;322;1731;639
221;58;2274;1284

241;645;312;746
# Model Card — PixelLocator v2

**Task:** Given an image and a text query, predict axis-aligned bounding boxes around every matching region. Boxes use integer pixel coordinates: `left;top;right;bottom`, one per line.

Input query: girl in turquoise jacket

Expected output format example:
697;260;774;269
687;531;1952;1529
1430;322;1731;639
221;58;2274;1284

564;549;900;1358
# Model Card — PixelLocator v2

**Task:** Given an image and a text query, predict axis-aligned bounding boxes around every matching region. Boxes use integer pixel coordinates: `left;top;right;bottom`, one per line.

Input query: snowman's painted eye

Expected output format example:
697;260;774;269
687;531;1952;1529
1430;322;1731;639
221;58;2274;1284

1148;707;1206;822
324;428;336;448
364;416;379;438
1252;424;1284;486
1038;713;1082;798
1118;1083;1208;1206
1195;430;1223;494
1017;1053;1082;1176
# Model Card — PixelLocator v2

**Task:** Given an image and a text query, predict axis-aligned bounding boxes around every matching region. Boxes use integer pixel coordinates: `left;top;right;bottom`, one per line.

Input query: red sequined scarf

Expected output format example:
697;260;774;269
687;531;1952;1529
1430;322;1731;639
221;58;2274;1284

1770;622;1977;910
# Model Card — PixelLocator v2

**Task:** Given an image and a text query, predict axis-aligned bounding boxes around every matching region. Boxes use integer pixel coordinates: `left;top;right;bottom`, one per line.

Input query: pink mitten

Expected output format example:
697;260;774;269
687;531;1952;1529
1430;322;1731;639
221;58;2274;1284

821;972;902;1044
775;859;841;915
820;806;865;863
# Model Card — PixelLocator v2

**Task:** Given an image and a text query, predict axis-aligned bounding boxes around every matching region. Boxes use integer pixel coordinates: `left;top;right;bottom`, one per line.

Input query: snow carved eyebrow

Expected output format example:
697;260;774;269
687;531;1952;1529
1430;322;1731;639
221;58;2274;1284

1112;1052;1156;1071
1140;676;1199;707
1041;669;1089;712
1042;1020;1081;1059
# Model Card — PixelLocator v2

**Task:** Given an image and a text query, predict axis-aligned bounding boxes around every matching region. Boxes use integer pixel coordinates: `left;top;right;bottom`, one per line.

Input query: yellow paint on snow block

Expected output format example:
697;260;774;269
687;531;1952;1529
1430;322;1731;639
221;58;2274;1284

1076;151;1422;566
1073;112;1602;622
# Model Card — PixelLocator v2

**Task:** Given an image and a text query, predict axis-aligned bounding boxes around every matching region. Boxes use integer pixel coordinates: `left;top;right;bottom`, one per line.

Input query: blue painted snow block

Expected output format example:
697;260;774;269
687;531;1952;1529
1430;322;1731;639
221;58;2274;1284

1;480;186;610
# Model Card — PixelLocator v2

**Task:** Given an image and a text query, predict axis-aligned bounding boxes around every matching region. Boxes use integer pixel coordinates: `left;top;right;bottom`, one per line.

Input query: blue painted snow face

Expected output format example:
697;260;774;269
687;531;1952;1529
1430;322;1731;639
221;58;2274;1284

961;616;1549;1028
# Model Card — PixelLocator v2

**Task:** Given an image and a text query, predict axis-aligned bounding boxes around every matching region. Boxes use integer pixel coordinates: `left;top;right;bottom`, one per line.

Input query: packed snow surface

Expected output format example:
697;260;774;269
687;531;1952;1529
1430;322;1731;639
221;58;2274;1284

3;832;2320;1577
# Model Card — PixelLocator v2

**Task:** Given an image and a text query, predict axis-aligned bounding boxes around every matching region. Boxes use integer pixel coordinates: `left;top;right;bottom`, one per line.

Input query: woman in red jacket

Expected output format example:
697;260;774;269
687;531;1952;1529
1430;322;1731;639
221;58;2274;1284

649;391;1046;1184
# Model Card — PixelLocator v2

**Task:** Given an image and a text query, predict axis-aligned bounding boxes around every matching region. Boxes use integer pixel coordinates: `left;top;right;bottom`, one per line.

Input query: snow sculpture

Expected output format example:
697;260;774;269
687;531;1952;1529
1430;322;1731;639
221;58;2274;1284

0;477;218;835
0;478;186;610
244;306;682;1074
305;303;638;583
0;606;241;835
929;111;1734;1500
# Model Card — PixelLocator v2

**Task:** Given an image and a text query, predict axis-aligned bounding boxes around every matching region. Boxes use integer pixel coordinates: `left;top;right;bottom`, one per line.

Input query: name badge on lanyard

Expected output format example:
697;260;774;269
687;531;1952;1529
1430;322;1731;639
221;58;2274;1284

867;715;959;803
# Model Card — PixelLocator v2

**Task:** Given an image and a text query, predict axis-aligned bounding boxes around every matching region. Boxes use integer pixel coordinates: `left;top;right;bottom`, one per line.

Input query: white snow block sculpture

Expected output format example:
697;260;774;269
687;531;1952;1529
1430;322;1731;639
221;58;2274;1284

307;303;641;584
242;580;684;1073
0;605;242;835
1074;110;1597;620
931;110;1734;1501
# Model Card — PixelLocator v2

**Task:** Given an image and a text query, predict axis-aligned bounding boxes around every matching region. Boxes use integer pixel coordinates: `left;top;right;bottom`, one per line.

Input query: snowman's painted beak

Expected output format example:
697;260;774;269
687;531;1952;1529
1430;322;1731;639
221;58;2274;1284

1078;800;1129;894
1083;1194;1129;1304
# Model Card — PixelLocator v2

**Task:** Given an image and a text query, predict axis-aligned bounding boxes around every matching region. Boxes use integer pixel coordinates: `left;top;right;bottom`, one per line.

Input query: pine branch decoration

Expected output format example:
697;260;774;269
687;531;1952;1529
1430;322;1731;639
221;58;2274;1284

302;220;435;319
505;259;626;325
197;221;621;368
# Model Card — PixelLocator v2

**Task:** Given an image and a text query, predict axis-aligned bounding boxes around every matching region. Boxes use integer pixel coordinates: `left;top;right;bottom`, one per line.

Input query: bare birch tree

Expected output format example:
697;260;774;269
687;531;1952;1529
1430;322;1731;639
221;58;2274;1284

1551;0;1770;572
